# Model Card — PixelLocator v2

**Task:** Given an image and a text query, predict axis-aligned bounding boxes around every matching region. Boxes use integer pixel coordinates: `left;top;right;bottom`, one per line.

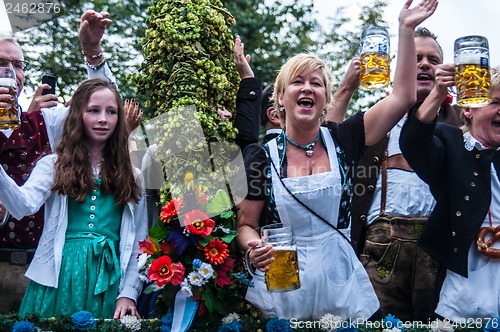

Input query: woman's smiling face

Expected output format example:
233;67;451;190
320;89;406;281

280;68;327;127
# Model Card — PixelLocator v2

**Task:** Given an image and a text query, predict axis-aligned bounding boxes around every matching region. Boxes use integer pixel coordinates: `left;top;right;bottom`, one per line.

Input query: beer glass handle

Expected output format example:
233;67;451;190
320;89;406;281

244;248;259;278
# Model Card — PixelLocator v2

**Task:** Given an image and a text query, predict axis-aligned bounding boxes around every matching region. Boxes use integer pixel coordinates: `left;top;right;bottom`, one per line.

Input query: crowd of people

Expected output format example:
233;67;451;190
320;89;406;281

1;0;500;324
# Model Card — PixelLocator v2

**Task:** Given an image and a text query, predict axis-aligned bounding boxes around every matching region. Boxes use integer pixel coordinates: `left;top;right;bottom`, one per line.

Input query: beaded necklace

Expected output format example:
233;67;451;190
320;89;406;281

283;129;321;158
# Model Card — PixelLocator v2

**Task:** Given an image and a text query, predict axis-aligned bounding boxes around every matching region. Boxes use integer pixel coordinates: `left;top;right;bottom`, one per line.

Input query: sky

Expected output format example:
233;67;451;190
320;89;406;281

313;0;499;65
0;0;498;106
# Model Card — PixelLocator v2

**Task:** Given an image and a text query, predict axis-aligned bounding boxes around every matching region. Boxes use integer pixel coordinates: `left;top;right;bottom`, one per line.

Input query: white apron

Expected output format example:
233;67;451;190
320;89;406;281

246;127;379;320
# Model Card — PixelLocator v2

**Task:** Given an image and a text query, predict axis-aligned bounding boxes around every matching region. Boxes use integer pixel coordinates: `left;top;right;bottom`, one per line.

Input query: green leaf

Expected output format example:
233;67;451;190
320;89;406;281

219;230;237;244
148;221;169;241
207;189;232;215
201;286;224;314
144;283;163;294
220;211;234;219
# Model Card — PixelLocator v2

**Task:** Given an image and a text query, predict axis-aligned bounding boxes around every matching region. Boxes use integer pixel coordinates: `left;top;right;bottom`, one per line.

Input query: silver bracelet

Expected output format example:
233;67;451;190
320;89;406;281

81;50;104;59
85;57;106;71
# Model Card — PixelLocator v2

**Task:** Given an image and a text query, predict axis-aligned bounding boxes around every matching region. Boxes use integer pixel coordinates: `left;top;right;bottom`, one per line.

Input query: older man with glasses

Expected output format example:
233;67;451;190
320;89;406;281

0;10;115;314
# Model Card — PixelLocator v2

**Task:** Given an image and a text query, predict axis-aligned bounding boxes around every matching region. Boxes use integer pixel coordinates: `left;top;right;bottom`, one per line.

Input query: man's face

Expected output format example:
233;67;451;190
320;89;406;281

0;40;24;95
415;36;443;101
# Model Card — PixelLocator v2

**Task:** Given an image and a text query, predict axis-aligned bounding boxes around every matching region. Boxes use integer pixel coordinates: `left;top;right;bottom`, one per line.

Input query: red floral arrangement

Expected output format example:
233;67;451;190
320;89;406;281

137;172;248;318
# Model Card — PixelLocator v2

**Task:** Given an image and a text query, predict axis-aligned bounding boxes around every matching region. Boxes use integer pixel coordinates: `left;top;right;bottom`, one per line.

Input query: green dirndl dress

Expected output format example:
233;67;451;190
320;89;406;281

20;179;124;318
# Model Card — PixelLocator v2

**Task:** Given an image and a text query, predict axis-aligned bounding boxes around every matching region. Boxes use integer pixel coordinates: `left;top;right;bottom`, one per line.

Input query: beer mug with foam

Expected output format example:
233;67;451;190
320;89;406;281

246;223;300;292
454;35;491;108
0;67;20;130
359;26;391;90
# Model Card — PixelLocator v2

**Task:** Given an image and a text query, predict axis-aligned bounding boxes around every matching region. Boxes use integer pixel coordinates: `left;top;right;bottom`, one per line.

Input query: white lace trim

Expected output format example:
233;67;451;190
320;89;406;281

463;131;486;151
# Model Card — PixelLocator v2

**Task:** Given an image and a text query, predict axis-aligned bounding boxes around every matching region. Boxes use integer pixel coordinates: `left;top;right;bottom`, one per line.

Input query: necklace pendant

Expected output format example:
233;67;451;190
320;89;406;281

306;149;313;158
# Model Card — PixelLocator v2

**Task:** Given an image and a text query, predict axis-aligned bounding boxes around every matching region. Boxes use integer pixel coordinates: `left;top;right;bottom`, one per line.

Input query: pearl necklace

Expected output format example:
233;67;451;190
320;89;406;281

284;130;321;158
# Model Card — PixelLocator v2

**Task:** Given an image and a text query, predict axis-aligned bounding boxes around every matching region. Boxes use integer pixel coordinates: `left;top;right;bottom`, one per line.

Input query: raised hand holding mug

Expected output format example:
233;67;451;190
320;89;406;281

245;223;301;293
359;26;391;90
454;35;491;107
0;67;20;130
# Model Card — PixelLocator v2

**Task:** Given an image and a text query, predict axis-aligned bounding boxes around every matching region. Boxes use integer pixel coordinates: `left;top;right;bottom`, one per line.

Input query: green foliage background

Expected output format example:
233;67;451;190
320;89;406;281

16;0;391;118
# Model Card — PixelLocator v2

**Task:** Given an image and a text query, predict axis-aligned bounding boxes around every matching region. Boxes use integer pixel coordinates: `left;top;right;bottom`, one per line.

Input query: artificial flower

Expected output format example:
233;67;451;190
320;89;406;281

266;317;292;332
148;255;185;286
167;229;193;256
219;320;243;332
198;262;214;279
138;236;159;255
183;209;215;236
160;240;175;254
215;257;234;287
180;279;193;297
160;198;184;223
319;313;342;331
203;238;229;265
137;252;150;269
12;320;36;332
71;311;96;331
485;318;500;332
383;314;403;331
120;315;141;331
160;310;174;332
188;270;206;286
192;258;202;269
222;313;240;324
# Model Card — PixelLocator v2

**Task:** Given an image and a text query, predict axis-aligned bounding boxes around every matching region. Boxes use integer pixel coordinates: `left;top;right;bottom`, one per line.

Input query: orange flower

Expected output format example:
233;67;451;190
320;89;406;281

138;236;159;255
148;255;185;286
184;210;215;237
160;198;183;223
202;239;229;265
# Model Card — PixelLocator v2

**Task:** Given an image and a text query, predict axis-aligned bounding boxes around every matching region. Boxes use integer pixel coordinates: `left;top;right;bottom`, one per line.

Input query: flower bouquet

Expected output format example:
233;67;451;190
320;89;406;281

137;171;251;325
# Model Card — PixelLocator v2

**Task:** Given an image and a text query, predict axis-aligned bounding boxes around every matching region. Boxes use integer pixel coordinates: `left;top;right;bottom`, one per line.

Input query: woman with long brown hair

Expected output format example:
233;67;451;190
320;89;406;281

0;78;147;318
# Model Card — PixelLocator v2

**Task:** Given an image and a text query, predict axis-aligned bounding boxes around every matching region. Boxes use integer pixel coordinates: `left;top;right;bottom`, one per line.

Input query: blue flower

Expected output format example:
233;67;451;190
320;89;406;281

384;314;403;331
233;272;254;288
160;310;174;332
71;311;96;331
485;318;500;332
266;317;292;332
12;320;36;332
219;320;243;332
192;258;202;269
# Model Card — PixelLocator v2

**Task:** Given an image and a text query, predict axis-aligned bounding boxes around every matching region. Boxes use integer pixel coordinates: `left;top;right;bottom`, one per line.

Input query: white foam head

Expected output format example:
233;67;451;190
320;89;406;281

0;77;16;88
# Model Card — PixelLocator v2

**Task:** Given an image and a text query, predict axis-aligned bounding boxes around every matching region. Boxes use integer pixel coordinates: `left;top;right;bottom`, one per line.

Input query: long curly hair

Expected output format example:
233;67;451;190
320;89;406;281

52;78;140;204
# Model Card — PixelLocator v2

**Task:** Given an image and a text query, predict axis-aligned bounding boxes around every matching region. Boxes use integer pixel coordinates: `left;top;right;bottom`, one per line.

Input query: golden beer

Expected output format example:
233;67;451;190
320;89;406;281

0;77;20;130
454;36;491;108
360;52;391;90
265;246;300;293
455;63;491;107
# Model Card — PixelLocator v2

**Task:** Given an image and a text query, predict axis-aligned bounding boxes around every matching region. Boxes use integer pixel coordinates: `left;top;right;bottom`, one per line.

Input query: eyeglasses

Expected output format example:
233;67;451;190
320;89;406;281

0;58;28;71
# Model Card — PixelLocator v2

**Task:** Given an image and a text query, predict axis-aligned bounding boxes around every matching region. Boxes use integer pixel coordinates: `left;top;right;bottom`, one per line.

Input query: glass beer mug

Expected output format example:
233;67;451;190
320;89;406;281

245;223;300;293
454;35;491;108
359;26;391;90
0;67;20;130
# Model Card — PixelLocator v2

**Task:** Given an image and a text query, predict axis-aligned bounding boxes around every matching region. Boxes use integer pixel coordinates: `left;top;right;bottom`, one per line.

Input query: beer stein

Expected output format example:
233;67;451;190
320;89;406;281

0;67;20;130
454;35;491;108
359;26;391;90
245;223;301;293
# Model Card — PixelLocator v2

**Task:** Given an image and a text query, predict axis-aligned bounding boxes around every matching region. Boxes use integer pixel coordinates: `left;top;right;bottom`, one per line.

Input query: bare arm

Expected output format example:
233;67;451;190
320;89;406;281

363;0;438;145
236;199;274;272
326;58;360;122
415;63;456;123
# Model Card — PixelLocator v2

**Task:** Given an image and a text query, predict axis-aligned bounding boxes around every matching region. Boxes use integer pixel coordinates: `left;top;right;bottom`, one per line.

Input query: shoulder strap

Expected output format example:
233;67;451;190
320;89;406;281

268;157;355;250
